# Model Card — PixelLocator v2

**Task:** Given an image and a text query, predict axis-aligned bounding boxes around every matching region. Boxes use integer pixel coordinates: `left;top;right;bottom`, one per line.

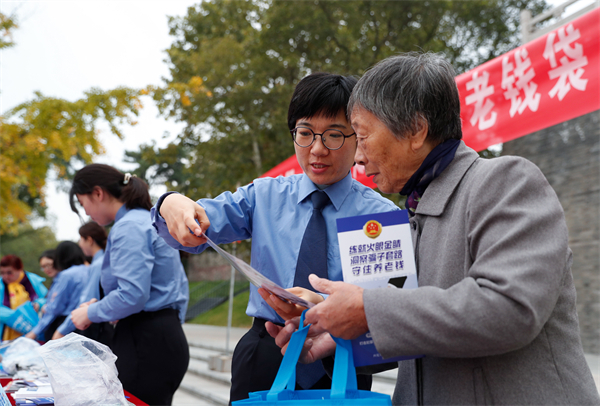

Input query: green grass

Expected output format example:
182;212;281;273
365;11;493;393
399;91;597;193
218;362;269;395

189;280;250;297
188;281;204;290
188;289;253;328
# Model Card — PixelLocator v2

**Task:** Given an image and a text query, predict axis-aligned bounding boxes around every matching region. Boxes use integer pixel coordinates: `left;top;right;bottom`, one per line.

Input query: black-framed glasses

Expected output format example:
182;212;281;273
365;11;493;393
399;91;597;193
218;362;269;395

290;126;356;151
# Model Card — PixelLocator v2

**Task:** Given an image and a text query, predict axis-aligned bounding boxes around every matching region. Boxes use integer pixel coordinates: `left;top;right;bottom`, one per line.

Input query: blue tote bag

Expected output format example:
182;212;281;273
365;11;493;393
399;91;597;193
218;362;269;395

2;302;39;335
233;311;391;406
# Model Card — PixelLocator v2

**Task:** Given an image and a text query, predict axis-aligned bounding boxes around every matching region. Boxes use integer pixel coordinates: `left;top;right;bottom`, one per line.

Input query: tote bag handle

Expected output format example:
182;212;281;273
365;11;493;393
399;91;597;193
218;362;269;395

267;310;357;401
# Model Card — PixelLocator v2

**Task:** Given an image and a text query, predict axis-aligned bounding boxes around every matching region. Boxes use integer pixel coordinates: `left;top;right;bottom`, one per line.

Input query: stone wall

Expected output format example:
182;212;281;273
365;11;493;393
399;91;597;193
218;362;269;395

501;110;600;354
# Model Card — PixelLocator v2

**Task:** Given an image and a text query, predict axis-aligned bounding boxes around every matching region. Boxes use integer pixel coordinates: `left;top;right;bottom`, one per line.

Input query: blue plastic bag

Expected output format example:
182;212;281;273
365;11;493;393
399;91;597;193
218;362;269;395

1;302;39;335
233;311;391;406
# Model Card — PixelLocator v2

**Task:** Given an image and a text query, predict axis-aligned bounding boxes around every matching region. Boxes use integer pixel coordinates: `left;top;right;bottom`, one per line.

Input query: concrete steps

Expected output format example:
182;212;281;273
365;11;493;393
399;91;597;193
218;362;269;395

173;324;398;406
173;324;600;406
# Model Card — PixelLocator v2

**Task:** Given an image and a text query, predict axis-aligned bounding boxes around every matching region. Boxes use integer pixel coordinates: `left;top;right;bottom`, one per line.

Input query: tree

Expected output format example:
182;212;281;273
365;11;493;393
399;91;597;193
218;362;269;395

0;88;142;235
0;12;17;49
0;10;145;235
131;0;547;199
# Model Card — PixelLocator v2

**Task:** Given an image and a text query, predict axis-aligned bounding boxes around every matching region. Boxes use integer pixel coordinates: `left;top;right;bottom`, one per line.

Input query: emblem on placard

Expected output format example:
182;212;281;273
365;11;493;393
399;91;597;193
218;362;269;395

363;220;382;239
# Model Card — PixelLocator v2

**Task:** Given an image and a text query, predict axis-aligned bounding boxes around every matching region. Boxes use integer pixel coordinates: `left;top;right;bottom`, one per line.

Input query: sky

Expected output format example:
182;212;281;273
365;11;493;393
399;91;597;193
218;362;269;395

1;0;596;242
2;0;198;241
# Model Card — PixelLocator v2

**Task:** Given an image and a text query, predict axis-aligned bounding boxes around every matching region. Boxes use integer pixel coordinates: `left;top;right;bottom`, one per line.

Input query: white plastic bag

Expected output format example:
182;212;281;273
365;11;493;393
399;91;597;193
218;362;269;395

38;333;127;406
1;337;44;375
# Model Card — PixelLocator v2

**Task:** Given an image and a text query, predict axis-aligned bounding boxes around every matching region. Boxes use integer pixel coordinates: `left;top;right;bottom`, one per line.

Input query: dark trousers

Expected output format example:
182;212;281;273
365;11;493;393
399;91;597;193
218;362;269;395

42;315;67;341
229;318;372;403
112;308;189;406
75;321;115;348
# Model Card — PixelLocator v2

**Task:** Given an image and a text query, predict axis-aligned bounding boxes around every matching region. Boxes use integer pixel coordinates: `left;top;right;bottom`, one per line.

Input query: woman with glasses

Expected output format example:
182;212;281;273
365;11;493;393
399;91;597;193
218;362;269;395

0;254;48;340
152;72;399;402
39;250;58;279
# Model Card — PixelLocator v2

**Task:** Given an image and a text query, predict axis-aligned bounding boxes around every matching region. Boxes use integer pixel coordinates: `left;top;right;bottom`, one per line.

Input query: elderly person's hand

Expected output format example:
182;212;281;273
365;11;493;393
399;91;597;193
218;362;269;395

258;287;324;321
160;193;210;247
304;275;369;340
25;331;36;340
266;317;336;363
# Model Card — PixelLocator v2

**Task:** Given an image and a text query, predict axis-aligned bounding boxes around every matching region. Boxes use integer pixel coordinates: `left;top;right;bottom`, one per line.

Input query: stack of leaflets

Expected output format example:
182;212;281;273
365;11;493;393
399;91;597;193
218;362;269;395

14;397;53;405
12;381;53;405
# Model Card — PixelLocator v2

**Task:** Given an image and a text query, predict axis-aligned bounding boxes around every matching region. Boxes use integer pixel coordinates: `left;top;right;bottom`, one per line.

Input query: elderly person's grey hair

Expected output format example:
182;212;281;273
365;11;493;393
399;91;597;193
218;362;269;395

348;52;462;144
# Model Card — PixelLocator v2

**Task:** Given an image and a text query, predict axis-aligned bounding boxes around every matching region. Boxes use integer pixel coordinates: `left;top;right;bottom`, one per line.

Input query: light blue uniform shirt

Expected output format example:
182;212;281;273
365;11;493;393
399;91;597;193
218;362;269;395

152;172;398;323
57;249;104;335
87;205;189;324
31;264;88;337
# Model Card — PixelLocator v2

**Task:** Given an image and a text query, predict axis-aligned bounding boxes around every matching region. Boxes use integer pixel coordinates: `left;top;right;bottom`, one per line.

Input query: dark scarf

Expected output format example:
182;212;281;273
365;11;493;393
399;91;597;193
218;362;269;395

400;139;461;214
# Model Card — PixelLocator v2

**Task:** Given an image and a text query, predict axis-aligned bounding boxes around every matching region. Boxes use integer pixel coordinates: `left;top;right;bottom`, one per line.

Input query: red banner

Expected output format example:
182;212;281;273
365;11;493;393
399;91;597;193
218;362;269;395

458;7;600;151
262;7;600;182
260;155;376;188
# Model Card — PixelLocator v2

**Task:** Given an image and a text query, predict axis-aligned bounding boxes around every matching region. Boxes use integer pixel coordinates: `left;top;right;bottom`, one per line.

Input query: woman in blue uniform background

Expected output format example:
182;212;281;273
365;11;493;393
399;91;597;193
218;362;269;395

69;164;189;406
26;241;88;341
54;222;114;346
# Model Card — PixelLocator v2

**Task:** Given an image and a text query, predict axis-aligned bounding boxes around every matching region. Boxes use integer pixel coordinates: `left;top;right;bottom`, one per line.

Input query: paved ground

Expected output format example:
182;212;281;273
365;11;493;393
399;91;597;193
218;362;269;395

173;323;600;405
586;353;600;390
181;323;248;350
172;324;247;405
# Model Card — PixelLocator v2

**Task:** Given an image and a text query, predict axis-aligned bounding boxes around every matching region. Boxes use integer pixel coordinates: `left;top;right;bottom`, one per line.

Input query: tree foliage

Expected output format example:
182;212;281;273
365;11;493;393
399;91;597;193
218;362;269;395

0;12;17;50
132;0;547;199
0;88;142;235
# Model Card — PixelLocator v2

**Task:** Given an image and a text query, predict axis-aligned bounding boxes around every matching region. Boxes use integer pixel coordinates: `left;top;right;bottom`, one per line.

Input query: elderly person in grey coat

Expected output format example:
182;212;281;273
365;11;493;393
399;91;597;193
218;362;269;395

266;52;600;405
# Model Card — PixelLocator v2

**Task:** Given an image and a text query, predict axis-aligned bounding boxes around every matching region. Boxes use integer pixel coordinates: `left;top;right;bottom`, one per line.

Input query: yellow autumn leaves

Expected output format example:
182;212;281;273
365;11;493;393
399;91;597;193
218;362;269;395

145;76;212;109
1;76;213;235
0;88;142;235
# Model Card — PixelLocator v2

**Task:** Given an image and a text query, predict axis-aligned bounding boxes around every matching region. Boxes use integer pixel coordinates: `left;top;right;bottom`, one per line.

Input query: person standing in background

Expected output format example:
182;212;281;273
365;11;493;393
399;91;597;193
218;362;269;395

54;222;114;346
39;250;58;280
26;241;88;342
0;255;47;341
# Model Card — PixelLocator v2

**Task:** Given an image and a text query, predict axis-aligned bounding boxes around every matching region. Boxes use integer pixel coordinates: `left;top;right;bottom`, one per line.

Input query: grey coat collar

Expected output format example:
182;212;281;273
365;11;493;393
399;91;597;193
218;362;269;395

415;141;479;217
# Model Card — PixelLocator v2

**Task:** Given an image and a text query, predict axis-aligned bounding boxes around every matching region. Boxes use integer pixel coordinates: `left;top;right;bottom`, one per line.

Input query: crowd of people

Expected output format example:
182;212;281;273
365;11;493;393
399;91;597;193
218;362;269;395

1;228;101;344
0;221;118;344
1;51;599;406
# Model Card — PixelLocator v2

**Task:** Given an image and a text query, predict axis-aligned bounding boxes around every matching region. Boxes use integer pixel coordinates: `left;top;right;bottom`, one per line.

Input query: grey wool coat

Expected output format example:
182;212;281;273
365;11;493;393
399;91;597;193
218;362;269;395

363;142;600;405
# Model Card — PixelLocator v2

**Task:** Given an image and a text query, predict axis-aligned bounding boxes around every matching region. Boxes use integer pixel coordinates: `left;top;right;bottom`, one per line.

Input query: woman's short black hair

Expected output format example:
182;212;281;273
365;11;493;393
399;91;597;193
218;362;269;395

54;241;86;272
78;222;108;250
287;72;358;130
39;249;56;263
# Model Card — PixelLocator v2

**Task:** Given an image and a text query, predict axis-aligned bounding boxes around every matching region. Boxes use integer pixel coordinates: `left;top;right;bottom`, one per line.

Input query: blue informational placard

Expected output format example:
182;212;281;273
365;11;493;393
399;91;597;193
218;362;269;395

0;384;11;406
336;210;422;367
